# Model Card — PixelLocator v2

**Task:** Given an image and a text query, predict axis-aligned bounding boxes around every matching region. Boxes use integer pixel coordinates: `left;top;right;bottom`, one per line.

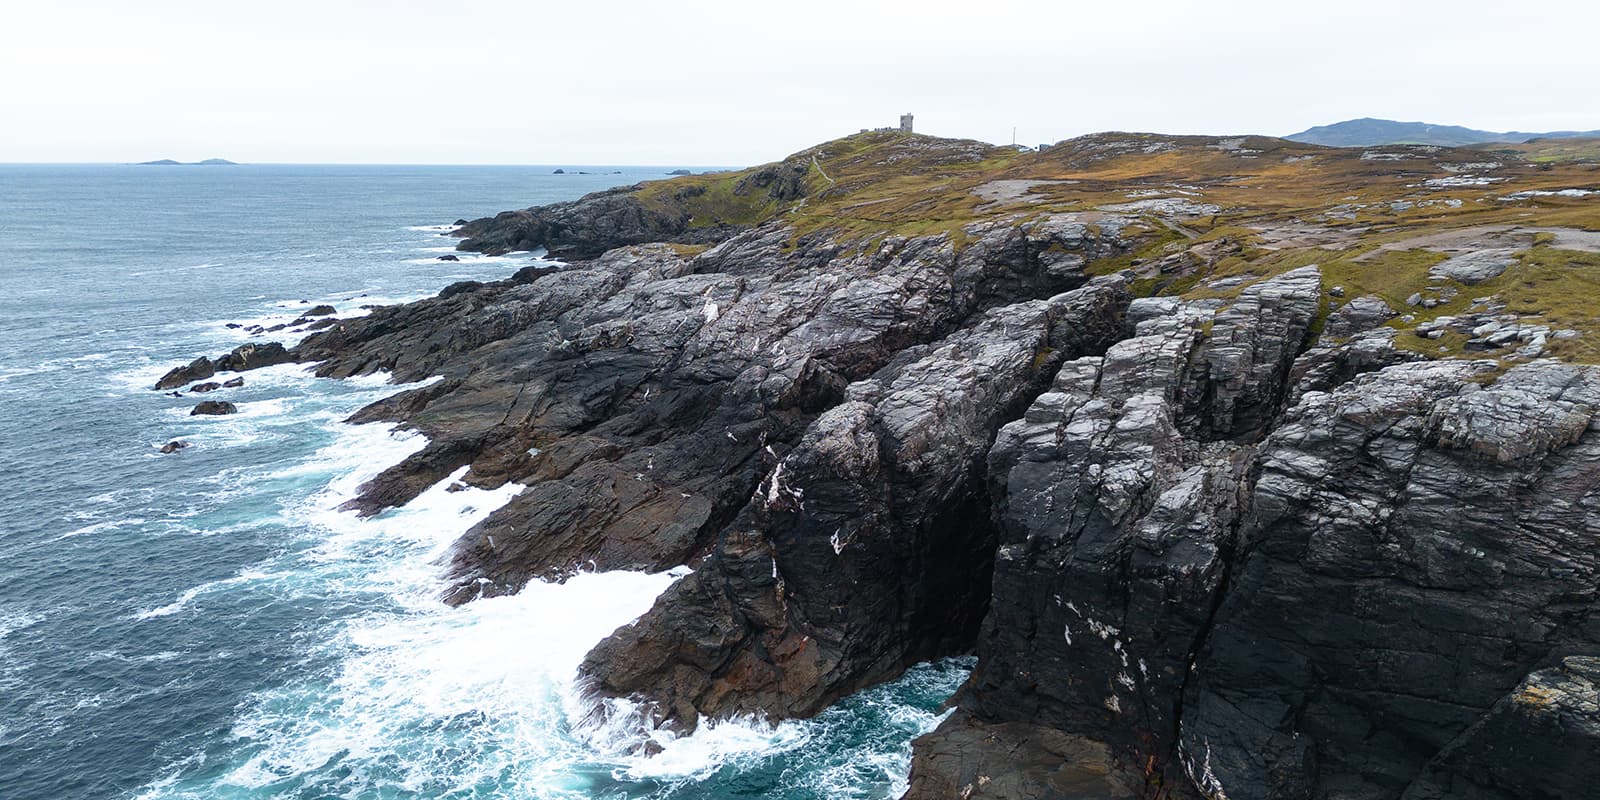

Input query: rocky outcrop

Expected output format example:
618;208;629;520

581;278;1132;727
907;268;1321;797
1177;359;1600;799
155;344;290;390
189;400;237;415
262;217;1131;606
911;343;1600;800
452;186;740;260
154;357;214;390
214;342;292;372
1403;656;1600;800
147;134;1600;800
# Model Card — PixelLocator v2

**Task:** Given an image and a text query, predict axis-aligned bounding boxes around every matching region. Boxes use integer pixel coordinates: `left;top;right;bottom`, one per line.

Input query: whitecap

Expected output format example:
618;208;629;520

132;567;285;621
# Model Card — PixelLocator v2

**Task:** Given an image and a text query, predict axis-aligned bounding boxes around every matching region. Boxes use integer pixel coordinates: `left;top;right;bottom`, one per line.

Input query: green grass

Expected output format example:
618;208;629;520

582;129;1600;362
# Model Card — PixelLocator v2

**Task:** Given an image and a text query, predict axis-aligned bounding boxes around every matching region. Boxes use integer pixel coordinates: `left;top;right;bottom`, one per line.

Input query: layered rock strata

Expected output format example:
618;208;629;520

154;143;1600;799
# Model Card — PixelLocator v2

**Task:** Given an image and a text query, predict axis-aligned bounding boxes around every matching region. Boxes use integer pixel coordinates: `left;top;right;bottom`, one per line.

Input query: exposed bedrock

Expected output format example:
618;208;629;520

277;215;1130;605
150;175;1600;798
451;185;743;260
907;267;1322;798
580;277;1133;727
908;265;1600;798
1179;358;1600;800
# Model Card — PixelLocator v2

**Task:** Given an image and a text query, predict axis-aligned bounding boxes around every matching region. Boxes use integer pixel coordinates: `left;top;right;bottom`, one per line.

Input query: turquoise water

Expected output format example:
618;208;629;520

0;165;967;799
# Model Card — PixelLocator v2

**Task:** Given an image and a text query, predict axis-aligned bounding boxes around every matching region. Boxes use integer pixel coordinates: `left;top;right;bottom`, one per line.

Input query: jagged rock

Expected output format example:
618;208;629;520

453;185;735;260
298;304;336;317
158;440;189;454
910;269;1321;796
1179;360;1600;799
189;400;237;416
142;137;1600;800
275;218;1133;608
1401;656;1600;800
154;357;215;390
214;342;292;372
189;382;221;393
222;377;245;388
581;278;1133;728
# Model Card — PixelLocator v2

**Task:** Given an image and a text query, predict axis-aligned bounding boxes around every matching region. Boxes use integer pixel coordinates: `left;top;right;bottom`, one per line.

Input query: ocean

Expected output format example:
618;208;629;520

0;164;968;800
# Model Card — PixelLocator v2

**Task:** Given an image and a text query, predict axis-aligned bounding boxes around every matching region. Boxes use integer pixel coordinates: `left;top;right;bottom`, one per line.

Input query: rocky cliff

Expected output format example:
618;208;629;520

156;130;1600;799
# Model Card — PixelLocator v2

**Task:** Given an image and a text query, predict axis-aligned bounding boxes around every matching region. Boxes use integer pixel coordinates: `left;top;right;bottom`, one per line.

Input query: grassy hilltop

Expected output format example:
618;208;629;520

617;129;1600;362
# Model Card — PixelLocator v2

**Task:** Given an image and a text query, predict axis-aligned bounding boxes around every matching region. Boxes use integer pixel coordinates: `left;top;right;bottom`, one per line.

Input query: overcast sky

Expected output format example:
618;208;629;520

4;0;1598;166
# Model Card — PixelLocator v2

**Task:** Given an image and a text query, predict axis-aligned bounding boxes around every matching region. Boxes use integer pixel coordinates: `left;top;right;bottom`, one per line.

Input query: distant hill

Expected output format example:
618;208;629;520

136;158;239;166
1286;118;1600;147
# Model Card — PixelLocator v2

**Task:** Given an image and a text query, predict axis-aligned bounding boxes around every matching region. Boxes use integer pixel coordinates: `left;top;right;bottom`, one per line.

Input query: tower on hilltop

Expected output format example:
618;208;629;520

900;113;914;133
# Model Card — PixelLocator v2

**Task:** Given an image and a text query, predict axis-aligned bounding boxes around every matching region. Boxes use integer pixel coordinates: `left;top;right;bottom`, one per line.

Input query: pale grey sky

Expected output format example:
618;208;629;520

4;0;1598;165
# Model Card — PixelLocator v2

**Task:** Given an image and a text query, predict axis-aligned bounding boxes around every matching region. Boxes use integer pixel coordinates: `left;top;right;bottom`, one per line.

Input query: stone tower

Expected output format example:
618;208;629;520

900;113;914;133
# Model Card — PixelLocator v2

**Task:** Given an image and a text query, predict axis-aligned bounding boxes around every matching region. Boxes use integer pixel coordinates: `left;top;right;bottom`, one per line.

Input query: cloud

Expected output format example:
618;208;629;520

3;0;1597;164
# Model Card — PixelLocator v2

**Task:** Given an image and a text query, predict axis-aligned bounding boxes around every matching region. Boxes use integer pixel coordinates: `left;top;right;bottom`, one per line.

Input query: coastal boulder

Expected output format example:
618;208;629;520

189;400;238;415
214;342;292;372
154;357;215;390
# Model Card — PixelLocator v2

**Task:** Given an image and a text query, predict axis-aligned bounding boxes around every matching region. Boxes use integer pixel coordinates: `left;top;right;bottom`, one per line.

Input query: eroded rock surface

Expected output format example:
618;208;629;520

149;149;1600;800
581;278;1132;726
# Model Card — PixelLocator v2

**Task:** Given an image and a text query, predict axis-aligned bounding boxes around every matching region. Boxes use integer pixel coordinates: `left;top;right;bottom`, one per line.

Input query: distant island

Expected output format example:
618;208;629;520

136;158;239;166
1287;117;1600;147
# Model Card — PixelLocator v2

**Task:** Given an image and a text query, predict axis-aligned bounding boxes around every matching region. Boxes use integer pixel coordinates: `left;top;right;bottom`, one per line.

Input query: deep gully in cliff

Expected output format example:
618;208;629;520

1168;306;1326;797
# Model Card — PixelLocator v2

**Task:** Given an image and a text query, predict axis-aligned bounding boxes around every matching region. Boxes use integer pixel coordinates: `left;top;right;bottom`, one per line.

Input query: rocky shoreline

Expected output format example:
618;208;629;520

155;132;1600;799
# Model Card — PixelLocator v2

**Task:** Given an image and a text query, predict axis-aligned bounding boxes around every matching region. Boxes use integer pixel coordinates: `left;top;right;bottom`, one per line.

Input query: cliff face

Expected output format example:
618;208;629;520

158;131;1600;799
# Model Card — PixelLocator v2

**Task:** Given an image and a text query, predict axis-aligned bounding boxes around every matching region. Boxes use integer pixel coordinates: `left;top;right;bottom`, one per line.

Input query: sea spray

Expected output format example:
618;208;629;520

0;165;968;800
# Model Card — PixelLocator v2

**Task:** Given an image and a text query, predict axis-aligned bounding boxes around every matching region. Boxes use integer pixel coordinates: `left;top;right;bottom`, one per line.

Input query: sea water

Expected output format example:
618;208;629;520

0;165;968;799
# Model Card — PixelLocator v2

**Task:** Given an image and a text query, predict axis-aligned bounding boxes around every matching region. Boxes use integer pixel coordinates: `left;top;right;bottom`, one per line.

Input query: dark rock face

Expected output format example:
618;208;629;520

908;270;1600;799
1402;656;1600;800
1177;358;1600;799
904;711;1143;799
222;377;245;388
156;345;291;391
298;304;337;317
189;400;237;415
452;186;735;260
148;172;1600;800
438;254;461;261
158;440;189;454
154;357;214;390
189;382;221;393
582;278;1133;727
274;217;1132;608
908;268;1321;796
215;342;292;372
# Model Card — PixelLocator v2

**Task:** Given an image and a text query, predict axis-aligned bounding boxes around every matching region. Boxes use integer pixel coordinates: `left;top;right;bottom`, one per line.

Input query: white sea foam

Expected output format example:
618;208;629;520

132;567;284;621
57;517;149;541
129;339;949;799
